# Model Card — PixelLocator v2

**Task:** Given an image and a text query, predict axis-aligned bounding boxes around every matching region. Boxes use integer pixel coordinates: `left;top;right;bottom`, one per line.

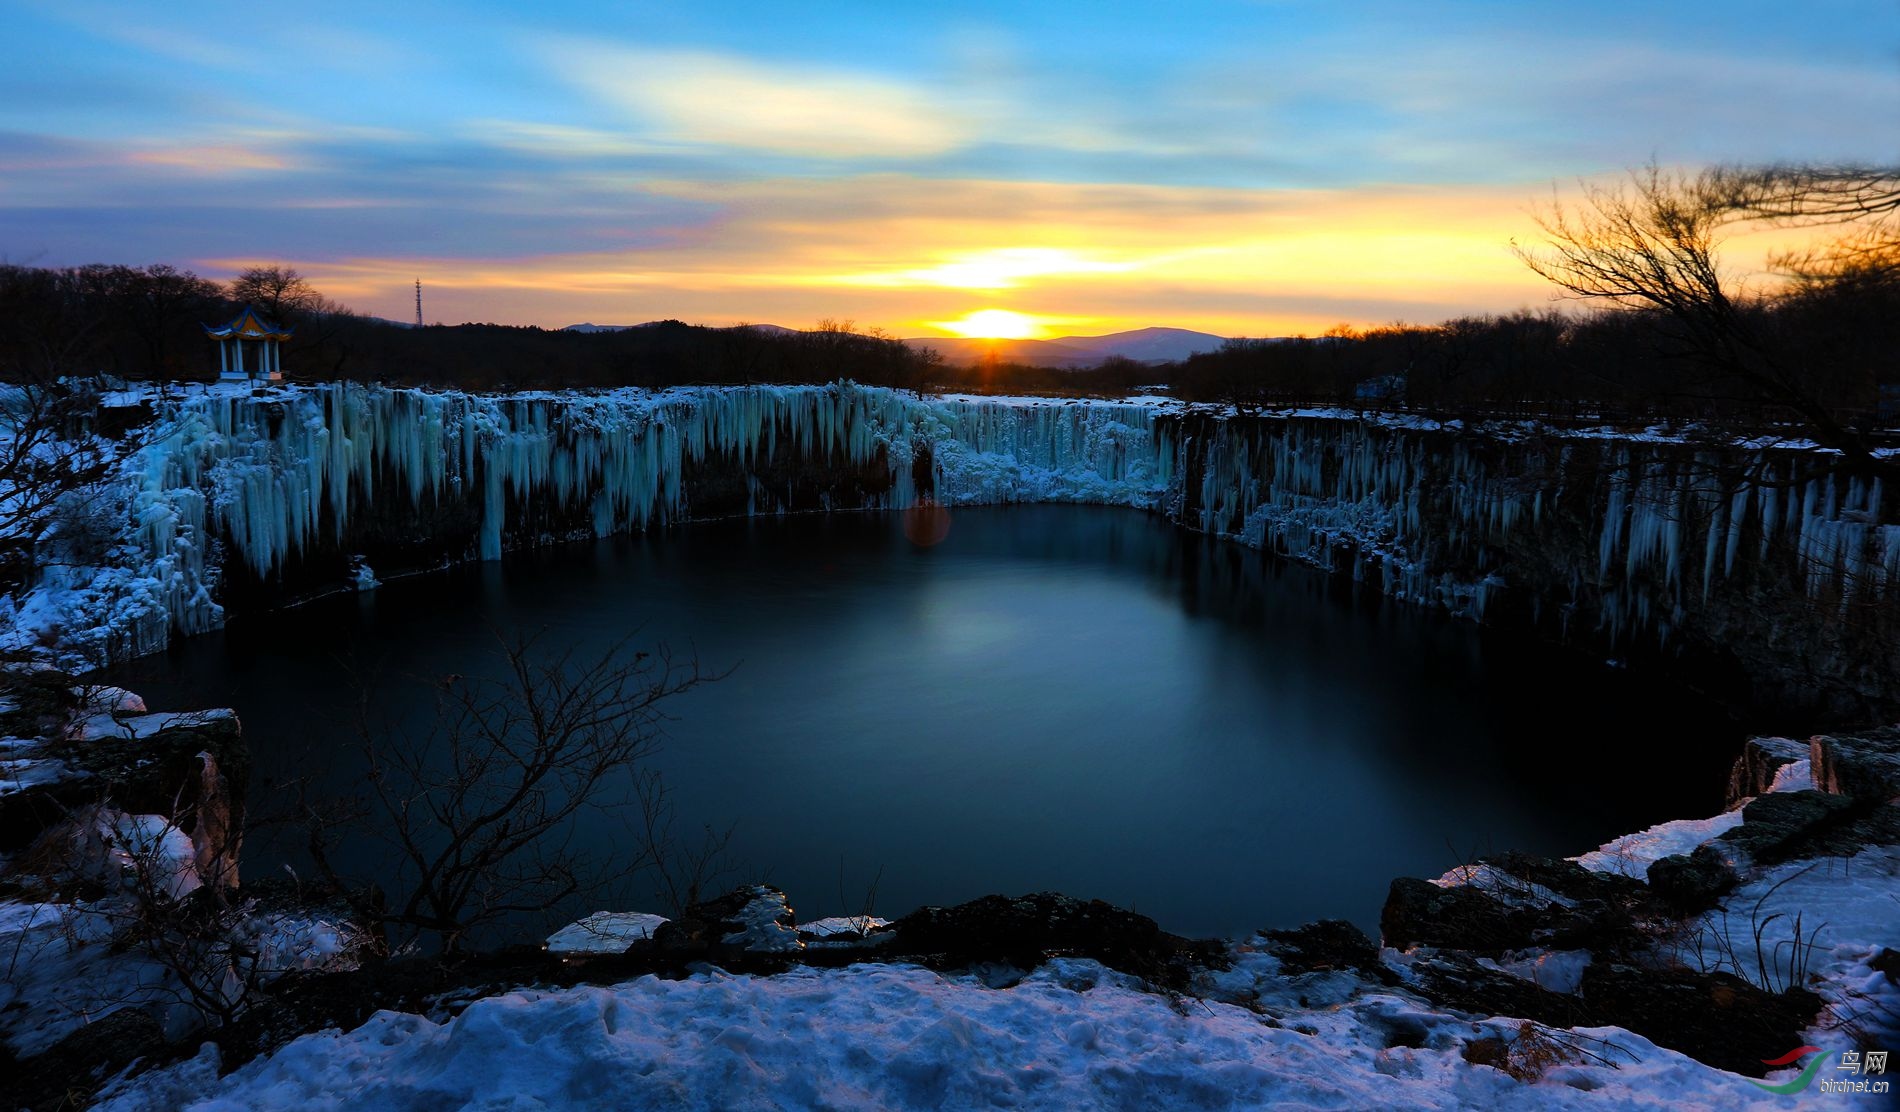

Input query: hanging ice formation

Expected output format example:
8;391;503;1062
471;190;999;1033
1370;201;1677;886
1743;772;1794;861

77;383;1900;662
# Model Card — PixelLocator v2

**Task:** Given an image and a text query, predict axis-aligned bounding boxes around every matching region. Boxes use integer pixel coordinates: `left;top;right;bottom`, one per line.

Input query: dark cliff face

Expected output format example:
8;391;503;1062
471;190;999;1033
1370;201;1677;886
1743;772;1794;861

1164;412;1900;727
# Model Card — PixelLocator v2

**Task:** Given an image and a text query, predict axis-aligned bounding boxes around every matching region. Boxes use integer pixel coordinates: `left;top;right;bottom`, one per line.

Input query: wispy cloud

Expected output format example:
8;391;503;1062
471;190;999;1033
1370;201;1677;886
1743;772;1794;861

549;42;971;159
833;247;1146;290
476;121;672;160
128;143;297;174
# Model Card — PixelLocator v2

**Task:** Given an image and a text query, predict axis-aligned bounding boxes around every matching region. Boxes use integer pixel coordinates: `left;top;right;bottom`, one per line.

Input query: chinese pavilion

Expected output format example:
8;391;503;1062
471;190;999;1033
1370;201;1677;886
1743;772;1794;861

204;305;292;381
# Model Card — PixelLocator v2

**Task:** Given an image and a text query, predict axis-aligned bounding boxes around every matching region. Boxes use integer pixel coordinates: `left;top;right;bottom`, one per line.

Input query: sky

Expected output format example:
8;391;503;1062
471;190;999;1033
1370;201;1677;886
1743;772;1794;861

0;0;1896;338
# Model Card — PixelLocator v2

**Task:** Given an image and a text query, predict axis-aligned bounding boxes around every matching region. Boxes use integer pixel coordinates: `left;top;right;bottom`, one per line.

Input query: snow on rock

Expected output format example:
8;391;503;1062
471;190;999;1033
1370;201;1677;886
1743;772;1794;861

798;915;891;938
1726;736;1811;804
73;685;147;716
65;708;235;743
1432;863;1578;908
80;808;203;900
721;884;802;953
0;897;212;1054
0;896;361;1057
544;911;669;956
0;754;73;795
94;958;1809;1112
240;912;362;975
1479;949;1593;995
1572;811;1746;879
798;915;894;952
1766;758;1813;794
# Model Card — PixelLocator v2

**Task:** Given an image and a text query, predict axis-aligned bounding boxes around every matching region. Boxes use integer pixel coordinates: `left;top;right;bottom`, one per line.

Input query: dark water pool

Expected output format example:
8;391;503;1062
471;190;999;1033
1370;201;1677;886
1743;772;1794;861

104;505;1739;939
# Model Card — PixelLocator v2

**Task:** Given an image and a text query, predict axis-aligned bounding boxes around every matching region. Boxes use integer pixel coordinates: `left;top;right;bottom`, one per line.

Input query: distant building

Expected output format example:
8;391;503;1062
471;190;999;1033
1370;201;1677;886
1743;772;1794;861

205;305;292;381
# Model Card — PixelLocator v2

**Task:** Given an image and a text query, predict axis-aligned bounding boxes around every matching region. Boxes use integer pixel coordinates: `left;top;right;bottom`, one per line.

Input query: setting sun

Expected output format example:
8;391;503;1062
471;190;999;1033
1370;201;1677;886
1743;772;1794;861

930;309;1044;340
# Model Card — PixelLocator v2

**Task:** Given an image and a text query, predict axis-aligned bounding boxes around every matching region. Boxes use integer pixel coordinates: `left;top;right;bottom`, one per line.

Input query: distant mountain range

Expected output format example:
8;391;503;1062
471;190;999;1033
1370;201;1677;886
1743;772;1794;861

559;322;1230;368
901;327;1228;368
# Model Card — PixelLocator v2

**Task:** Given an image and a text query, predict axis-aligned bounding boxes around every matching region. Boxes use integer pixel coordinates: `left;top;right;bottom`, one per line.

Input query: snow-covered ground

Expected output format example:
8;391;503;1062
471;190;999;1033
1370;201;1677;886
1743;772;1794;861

92;954;1855;1112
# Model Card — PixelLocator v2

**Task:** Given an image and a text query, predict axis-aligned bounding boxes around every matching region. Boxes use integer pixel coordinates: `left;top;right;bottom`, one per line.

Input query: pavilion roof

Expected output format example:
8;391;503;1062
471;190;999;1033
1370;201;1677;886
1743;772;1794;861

203;305;293;341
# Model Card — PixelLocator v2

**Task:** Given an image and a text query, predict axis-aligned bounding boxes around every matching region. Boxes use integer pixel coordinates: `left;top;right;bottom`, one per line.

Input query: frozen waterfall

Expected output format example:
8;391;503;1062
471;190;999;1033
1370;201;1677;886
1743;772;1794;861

40;383;1900;677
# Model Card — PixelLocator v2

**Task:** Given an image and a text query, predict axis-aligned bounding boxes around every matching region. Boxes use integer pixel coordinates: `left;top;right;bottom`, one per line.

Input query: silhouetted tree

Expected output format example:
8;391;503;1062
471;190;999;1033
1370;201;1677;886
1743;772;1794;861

1516;165;1880;466
228;265;321;322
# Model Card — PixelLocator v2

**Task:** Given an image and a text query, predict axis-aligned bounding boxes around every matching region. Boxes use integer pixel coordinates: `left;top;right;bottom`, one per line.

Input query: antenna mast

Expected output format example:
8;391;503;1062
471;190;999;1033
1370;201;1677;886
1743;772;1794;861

414;279;424;327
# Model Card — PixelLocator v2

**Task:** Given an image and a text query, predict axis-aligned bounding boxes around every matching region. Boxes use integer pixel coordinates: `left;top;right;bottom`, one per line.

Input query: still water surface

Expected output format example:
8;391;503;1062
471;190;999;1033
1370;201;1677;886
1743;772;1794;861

108;505;1737;938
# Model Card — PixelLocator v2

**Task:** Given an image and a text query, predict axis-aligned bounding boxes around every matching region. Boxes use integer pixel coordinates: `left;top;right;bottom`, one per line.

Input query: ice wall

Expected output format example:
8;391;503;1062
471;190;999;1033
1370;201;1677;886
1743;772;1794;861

1172;411;1900;715
1176;414;1899;638
52;383;1900;712
92;385;1168;656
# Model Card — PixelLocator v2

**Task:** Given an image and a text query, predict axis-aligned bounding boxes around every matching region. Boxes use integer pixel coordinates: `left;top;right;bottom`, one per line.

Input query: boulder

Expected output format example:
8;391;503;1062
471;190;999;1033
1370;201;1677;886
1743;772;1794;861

1717;790;1859;864
1580;962;1821;1078
1726;736;1810;807
52;709;248;888
1645;846;1738;915
1381;860;1642;957
1260;919;1392;982
1269;916;1390;973
888;892;1215;988
0;773;98;853
1811;728;1900;804
1383;878;1538;954
1646;790;1890;913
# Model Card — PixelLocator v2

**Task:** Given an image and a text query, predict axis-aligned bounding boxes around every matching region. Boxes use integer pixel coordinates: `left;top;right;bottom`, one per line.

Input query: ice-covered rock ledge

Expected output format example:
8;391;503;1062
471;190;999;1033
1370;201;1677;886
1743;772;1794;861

22;381;1897;719
62;729;1900;1112
0;669;245;881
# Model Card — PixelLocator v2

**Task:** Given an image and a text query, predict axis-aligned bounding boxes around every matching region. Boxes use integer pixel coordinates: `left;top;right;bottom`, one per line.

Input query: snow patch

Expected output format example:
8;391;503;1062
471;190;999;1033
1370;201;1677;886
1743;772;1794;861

1572;811;1745;878
544;911;668;956
1767;759;1814;794
1433;863;1577;909
95;958;1806;1112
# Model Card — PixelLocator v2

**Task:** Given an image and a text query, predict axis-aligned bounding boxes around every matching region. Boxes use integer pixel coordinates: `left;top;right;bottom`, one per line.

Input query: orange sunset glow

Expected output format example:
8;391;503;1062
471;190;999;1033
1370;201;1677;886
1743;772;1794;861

931;310;1046;339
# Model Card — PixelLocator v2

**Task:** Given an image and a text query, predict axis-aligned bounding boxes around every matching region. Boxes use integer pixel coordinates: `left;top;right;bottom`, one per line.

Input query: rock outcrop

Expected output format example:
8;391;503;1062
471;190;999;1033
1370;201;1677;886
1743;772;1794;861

1381;728;1900;1077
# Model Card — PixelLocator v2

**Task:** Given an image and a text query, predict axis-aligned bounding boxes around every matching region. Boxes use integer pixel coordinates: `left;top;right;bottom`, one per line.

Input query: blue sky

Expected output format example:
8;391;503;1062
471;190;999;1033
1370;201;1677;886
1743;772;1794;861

2;0;1895;335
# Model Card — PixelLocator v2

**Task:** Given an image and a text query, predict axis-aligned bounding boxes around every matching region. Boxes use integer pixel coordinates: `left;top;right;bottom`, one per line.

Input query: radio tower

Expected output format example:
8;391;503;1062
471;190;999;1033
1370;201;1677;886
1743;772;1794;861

414;279;424;327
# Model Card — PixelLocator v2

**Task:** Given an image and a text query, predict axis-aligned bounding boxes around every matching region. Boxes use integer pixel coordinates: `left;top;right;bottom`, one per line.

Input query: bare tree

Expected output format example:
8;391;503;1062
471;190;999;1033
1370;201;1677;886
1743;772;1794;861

1515;165;1882;468
1704;164;1900;290
309;632;718;952
228;265;322;323
1704;163;1900;225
